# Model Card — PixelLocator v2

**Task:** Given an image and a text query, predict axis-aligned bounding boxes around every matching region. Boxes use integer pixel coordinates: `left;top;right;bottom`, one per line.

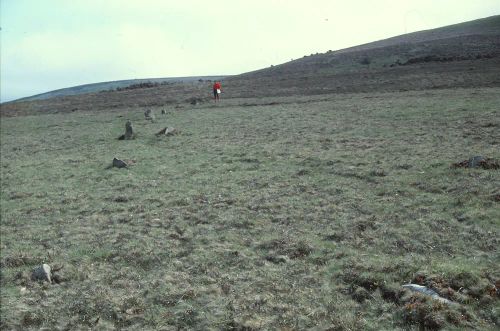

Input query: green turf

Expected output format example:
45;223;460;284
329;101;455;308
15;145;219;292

1;88;499;330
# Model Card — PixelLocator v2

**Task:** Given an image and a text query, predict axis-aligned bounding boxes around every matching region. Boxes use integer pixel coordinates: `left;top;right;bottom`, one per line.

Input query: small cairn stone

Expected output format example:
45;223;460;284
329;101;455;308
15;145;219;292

144;109;155;122
112;158;128;168
31;264;52;283
118;120;135;140
468;156;485;168
161;109;166;115
156;127;179;137
188;97;203;105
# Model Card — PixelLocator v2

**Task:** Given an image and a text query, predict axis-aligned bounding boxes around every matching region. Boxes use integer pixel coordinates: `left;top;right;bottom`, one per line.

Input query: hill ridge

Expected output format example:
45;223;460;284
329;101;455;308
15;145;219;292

2;15;499;116
9;75;228;104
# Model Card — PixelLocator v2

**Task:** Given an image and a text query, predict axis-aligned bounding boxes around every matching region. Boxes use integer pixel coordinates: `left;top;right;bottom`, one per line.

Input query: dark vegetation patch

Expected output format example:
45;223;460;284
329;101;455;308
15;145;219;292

1;254;39;268
258;238;314;259
452;156;499;169
398;53;498;66
240;101;281;107
116;81;172;91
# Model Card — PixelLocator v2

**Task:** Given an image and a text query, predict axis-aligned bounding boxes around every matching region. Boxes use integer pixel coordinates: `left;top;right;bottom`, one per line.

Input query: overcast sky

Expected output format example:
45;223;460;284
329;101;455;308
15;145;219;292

1;0;499;102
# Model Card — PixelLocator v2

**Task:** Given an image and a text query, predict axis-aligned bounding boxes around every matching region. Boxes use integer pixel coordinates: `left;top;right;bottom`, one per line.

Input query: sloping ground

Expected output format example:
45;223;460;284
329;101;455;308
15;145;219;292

228;16;500;97
1;88;499;330
0;82;211;117
327;15;500;54
10;76;227;103
226;57;500;98
238;14;500;77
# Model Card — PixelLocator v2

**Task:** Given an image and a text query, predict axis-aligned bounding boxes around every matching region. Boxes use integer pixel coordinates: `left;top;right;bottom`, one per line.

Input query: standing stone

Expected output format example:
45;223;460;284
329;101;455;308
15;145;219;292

118;120;135;140
124;120;134;139
161;109;166;115
31;264;52;283
144;109;155;121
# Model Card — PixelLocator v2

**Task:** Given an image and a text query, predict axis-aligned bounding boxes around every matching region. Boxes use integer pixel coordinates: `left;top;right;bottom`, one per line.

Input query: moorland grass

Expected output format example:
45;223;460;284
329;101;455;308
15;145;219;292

1;87;499;330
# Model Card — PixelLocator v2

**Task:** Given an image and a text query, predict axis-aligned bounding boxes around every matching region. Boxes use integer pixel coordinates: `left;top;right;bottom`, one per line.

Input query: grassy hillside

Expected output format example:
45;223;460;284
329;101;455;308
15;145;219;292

240;15;500;77
227;16;500;101
1;87;499;330
327;15;500;54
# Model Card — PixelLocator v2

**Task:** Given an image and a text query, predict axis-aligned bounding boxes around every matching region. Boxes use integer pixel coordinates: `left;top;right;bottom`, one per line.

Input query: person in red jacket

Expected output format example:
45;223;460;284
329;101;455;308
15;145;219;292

213;81;222;102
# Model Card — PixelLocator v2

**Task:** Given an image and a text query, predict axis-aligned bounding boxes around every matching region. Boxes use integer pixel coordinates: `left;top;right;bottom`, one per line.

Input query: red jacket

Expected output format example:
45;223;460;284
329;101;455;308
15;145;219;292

213;82;221;90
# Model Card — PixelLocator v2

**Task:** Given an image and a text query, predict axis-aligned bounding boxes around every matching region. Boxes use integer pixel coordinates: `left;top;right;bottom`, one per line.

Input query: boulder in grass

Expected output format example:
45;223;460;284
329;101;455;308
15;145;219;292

112;158;128;168
402;284;457;305
161;109;166;115
31;264;51;283
144;109;155;122
156;127;179;137
468;156;485;168
187;97;204;105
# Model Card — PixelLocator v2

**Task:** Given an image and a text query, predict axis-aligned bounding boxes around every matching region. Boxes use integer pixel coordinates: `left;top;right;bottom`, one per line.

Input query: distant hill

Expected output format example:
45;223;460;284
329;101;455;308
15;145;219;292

2;15;499;116
226;15;500;97
11;76;228;103
328;14;500;53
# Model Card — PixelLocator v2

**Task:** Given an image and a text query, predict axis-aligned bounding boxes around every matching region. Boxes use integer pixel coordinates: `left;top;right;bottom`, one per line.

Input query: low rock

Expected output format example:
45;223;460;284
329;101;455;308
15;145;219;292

187;97;204;105
402;284;457;305
161;109;166;115
31;264;51;283
468;156;485;168
112;158;128;168
156;127;179;137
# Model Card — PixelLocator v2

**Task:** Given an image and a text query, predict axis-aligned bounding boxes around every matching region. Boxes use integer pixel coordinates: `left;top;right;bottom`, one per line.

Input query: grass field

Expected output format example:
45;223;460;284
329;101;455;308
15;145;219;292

1;87;499;330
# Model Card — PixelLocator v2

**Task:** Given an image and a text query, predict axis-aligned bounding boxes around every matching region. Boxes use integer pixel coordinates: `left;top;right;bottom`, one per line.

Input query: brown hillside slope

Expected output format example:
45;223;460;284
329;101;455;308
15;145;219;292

227;15;500;97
